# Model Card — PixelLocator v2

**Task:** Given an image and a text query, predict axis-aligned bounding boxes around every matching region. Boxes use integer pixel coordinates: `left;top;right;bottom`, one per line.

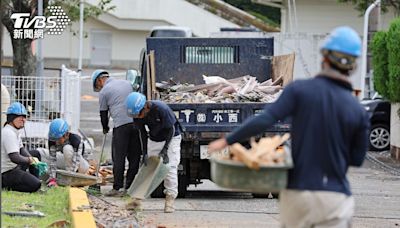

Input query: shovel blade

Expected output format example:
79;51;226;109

127;156;169;199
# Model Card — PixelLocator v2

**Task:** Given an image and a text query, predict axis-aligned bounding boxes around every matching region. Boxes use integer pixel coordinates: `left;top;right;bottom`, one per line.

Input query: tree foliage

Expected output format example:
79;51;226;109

386;18;400;102
223;0;280;26
371;18;400;102
371;31;389;98
338;0;400;16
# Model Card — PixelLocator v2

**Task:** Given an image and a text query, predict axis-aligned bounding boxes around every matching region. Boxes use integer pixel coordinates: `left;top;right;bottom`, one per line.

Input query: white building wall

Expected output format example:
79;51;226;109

282;0;396;34
2;19;147;68
87;0;238;36
2;0;237;68
279;0;397;90
43;18;147;67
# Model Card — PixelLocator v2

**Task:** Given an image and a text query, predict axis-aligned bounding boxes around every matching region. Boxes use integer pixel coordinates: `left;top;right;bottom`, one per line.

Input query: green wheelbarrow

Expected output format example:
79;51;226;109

127;156;170;199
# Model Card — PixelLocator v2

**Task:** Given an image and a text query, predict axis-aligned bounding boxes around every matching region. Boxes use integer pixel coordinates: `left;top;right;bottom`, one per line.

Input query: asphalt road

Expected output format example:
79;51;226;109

79;70;400;228
97;164;400;228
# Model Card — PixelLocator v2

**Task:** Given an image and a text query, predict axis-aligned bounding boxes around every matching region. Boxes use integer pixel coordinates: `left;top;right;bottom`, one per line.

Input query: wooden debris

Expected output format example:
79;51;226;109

228;134;290;170
159;75;284;103
87;165;113;185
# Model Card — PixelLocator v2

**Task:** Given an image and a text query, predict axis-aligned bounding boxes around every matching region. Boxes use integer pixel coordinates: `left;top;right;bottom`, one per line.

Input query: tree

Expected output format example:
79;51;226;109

0;0;114;109
338;0;400;16
372;18;400;102
386;18;400;102
371;31;389;98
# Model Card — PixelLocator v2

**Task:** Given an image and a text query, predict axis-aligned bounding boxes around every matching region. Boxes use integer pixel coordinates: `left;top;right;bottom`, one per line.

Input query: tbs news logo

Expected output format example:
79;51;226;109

11;6;70;39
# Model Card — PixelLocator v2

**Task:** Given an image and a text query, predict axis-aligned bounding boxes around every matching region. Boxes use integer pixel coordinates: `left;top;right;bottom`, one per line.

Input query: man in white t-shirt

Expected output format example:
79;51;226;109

1;102;42;192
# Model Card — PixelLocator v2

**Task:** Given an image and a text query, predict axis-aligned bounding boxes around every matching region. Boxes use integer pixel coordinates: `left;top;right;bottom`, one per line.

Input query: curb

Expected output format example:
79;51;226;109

69;187;96;228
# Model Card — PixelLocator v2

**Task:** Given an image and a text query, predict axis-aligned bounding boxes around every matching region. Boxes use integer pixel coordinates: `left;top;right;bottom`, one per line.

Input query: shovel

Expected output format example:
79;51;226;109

126;156;169;199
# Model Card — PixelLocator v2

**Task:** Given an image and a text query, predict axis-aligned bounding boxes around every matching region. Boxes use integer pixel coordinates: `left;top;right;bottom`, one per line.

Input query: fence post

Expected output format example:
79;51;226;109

61;65;81;132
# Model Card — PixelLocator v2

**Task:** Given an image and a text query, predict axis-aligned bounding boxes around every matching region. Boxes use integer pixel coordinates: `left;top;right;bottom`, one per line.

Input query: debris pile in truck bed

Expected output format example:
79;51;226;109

157;75;284;103
219;134;290;170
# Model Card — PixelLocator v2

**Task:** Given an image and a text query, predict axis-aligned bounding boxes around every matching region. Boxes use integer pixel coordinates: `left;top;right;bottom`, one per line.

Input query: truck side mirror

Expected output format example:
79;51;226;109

126;69;141;92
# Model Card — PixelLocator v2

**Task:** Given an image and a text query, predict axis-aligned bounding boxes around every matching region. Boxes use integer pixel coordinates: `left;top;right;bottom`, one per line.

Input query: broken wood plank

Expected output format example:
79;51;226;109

230;143;259;170
145;53;151;99
254;133;290;158
149;50;157;99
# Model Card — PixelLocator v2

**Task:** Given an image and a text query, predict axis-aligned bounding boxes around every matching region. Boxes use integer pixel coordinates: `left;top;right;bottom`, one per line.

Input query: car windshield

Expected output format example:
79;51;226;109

151;30;188;37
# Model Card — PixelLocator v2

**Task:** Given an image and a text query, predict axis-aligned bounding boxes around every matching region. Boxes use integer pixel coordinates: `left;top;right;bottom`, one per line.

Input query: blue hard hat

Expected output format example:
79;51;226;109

48;118;69;141
125;92;146;116
91;69;109;92
321;26;362;57
6;102;27;116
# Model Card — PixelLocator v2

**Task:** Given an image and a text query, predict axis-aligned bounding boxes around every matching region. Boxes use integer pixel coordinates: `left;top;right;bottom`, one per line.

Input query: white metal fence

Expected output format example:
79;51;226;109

1;65;81;149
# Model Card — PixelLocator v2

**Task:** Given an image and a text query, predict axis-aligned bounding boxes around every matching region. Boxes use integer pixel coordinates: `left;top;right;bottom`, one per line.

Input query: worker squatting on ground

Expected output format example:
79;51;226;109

209;26;370;228
125;92;182;213
92;70;142;197
37;118;91;187
1;102;42;192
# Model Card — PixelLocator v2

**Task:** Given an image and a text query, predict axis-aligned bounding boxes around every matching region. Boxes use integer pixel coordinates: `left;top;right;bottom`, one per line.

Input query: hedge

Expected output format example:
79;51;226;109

371;18;400;102
371;31;389;98
387;18;400;102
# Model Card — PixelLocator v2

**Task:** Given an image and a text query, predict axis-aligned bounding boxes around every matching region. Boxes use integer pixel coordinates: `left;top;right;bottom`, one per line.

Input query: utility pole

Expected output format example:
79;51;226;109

35;0;44;117
366;4;381;98
361;0;381;100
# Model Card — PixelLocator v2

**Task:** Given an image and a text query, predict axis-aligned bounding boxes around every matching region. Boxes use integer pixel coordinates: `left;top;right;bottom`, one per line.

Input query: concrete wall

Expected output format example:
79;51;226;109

281;0;396;34
87;0;238;37
391;103;400;160
2;0;238;69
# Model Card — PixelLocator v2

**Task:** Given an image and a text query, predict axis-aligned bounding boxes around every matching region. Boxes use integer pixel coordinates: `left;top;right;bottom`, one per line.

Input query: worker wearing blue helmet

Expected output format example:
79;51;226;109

125;92;182;213
209;26;370;227
91;70;142;197
39;118;91;187
1;102;42;192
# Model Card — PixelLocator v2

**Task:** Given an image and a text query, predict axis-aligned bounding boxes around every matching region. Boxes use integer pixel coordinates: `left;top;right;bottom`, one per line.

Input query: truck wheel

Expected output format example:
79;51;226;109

150;183;165;198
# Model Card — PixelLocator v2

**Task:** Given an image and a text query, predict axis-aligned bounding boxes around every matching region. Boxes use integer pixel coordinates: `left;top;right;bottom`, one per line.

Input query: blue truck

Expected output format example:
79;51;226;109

137;37;291;197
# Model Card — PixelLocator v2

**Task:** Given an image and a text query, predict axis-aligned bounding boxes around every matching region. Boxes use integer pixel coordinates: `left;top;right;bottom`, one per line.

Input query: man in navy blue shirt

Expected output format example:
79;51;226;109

125;92;182;213
209;26;369;227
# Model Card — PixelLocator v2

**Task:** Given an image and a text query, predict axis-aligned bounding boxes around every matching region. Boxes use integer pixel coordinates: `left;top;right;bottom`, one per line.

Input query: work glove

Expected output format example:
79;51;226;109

103;126;109;134
30;157;40;165
32;162;48;177
159;147;169;164
47;177;58;188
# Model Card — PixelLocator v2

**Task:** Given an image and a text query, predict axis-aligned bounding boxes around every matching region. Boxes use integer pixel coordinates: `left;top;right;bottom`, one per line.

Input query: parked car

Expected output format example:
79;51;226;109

361;99;391;151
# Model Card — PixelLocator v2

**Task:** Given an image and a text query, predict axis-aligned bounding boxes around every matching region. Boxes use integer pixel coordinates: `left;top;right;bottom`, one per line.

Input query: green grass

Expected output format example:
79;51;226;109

1;187;71;227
